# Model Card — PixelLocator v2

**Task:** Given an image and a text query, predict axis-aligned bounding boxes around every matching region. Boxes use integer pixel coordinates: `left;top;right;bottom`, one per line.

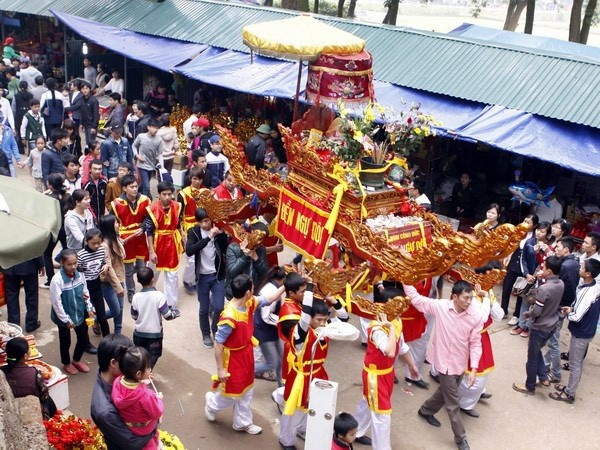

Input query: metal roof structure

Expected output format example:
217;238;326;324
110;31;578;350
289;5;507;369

2;0;600;129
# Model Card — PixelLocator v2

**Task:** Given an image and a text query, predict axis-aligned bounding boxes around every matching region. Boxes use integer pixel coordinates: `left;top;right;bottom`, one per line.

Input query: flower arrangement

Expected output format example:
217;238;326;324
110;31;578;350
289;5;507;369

159;430;185;450
384;103;439;156
321;101;438;164
43;411;106;450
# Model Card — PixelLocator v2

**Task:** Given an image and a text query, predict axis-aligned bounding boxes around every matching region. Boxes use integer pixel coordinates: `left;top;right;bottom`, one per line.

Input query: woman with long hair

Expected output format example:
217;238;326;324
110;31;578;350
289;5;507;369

39;77;65;137
98;215;126;334
253;265;286;385
64;188;95;250
62;118;82;158
501;214;539;322
1;337;57;418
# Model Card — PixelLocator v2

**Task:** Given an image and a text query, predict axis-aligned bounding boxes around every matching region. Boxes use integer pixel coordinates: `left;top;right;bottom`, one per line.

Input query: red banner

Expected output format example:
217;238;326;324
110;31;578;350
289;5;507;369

275;189;331;259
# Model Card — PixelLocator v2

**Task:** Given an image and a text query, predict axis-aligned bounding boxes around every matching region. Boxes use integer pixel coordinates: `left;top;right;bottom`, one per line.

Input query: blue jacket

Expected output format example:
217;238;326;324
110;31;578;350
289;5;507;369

41;145;65;183
559;254;581;307
1;127;20;164
100;136;133;177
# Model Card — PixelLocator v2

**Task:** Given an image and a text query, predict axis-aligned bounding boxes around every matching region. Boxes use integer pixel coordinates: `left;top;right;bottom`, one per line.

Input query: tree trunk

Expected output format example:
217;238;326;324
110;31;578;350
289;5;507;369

569;0;584;42
503;0;527;31
299;0;310;12
383;0;399;25
314;0;319;14
524;0;535;34
579;0;597;44
337;0;346;17
348;0;358;18
264;0;273;5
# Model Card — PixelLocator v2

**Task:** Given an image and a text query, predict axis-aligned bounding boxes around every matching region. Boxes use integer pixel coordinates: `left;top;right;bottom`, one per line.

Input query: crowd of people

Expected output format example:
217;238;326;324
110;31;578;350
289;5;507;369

2;35;600;450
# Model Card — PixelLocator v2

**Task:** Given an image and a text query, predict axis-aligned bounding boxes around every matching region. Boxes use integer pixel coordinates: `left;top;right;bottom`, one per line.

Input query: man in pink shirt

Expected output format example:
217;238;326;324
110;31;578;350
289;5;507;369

403;280;484;450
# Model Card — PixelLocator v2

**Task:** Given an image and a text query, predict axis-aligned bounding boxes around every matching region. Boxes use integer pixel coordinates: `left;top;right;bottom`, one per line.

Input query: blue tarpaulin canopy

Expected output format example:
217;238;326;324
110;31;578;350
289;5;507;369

51;11;207;72
175;48;307;98
449;23;600;64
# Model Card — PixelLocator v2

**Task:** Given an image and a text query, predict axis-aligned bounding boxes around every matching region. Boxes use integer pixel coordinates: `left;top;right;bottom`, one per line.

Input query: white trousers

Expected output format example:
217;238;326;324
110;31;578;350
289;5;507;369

279;409;307;446
273;385;285;407
150;266;179;307
182;254;196;285
458;374;487;410
404;313;434;380
354;397;391;450
360;317;371;344
206;389;254;429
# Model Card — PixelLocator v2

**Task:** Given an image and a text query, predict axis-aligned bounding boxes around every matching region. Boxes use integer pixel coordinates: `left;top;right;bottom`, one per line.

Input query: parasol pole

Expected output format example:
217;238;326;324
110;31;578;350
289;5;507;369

293;58;302;122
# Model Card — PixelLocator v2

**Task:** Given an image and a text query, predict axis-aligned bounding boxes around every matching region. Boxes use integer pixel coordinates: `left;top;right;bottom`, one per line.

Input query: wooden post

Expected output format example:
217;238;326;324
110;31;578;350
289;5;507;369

293;59;302;122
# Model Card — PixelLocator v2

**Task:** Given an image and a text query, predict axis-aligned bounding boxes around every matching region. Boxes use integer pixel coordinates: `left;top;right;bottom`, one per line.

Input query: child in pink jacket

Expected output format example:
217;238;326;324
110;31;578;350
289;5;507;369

111;346;163;449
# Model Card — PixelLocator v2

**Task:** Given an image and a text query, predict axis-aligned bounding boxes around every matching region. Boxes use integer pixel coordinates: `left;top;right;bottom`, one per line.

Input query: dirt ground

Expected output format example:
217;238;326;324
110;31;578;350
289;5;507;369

4;167;600;449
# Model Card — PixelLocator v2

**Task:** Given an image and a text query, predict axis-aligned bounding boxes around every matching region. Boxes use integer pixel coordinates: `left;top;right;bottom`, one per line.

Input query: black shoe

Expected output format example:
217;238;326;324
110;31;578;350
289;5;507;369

562;363;570;371
461;408;480;418
279;442;296;450
394;376;399;384
25;320;41;333
361;342;367;348
429;371;440;384
183;282;196;295
479;392;492;400
457;439;470;450
406;377;430;389
355;435;372;445
418;410;441;427
560;352;569;361
84;344;98;355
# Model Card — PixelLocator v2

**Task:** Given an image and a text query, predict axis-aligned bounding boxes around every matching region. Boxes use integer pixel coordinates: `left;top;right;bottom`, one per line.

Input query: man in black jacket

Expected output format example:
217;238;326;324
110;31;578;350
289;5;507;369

224;222;269;300
41;128;69;185
91;334;152;450
544;237;580;382
185;208;229;349
80;82;99;147
3;256;44;332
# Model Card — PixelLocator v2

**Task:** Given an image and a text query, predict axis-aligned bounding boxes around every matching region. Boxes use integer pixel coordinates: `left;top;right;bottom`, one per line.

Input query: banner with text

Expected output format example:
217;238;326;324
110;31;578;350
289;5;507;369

275;188;332;259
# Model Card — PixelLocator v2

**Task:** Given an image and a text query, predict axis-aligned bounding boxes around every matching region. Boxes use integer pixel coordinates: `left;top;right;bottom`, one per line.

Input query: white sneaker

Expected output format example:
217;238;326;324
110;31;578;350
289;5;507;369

204;392;216;422
234;424;262;435
508;316;519;326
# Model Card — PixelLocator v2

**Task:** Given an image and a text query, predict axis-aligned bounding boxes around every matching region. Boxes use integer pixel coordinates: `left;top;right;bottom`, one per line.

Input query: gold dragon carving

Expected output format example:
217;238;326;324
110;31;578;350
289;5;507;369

229;223;267;251
455;266;507;291
349;294;412;321
192;188;253;224
457;223;530;268
303;257;370;297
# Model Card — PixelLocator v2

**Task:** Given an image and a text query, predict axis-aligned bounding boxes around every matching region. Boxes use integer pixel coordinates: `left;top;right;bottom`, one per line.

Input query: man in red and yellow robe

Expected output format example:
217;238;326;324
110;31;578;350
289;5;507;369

144;182;183;309
111;174;151;302
204;273;284;435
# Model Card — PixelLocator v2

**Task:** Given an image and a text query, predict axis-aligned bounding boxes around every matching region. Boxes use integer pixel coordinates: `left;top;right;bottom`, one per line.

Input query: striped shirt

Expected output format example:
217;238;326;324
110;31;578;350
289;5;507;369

77;246;106;280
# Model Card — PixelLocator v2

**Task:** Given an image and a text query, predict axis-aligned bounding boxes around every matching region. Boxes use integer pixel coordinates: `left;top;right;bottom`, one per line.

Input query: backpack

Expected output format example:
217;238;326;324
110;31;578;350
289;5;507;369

43;91;64;125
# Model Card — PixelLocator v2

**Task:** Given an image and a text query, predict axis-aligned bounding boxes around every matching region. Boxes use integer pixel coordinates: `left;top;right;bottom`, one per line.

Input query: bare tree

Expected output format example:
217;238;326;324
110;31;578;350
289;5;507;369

570;0;598;43
524;0;535;34
580;0;598;43
348;0;358;17
383;0;400;25
503;0;527;30
337;0;346;17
